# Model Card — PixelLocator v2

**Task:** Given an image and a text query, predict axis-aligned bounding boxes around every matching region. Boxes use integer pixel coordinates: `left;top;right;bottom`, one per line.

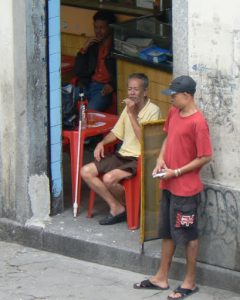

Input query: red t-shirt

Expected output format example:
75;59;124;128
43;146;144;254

160;106;212;196
92;41;111;84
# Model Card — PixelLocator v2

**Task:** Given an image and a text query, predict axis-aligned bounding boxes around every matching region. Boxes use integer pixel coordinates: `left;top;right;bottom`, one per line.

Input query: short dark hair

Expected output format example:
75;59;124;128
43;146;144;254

128;73;149;89
93;10;117;24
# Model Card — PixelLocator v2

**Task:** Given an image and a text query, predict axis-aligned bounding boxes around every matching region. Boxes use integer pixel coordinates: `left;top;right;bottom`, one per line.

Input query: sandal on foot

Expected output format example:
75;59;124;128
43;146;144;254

167;286;199;300
133;279;169;290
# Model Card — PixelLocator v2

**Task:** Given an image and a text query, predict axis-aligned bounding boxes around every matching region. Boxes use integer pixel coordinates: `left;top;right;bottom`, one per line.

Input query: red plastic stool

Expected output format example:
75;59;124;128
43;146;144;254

88;156;141;230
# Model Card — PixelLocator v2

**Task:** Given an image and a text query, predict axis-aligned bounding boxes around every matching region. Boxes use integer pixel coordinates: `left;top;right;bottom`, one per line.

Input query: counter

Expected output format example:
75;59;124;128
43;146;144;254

112;11;173;104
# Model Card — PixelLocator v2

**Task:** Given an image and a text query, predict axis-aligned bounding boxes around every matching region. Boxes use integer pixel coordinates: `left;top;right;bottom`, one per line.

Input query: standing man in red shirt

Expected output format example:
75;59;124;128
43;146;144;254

134;75;212;300
73;10;117;112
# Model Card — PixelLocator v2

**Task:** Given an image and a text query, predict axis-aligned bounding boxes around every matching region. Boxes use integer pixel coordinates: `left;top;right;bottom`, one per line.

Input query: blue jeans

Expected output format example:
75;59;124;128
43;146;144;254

83;82;113;112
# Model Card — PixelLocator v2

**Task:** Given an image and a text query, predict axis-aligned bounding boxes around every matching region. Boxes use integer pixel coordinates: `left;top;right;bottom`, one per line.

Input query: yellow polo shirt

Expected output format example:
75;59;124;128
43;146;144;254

111;99;161;157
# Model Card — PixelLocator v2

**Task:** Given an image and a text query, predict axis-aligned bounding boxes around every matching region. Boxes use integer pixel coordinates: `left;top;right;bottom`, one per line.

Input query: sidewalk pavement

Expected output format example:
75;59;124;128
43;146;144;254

0;241;239;300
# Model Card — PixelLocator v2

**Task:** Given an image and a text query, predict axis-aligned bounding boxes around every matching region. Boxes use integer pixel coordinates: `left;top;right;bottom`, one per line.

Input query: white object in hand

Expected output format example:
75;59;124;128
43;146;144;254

152;172;166;178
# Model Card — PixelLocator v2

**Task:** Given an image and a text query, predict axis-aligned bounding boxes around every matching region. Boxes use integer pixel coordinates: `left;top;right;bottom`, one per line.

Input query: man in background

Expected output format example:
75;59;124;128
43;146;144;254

73;10;117;112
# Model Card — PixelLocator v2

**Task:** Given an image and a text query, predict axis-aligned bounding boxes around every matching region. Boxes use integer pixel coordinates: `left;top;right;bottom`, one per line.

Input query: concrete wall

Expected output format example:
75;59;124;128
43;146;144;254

0;0;50;225
173;0;240;271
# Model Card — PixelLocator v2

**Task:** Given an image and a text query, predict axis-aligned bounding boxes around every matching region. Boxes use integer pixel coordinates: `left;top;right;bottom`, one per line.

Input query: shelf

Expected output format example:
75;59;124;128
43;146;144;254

113;51;172;73
61;0;152;16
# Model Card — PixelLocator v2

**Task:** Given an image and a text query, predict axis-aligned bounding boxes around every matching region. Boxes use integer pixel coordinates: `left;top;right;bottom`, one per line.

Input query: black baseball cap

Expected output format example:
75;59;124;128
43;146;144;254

161;75;196;95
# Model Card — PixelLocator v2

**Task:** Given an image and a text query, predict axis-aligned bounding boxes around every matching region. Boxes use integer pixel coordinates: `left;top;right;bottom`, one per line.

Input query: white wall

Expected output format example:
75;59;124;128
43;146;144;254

0;1;18;216
188;0;240;188
0;0;50;224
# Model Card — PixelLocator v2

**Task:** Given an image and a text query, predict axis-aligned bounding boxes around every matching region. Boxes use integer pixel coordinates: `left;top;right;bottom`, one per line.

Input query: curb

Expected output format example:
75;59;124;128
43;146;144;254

0;217;239;293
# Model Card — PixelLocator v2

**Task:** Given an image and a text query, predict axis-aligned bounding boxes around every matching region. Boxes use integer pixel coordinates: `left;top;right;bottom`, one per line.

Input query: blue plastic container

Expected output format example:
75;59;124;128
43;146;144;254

139;46;171;63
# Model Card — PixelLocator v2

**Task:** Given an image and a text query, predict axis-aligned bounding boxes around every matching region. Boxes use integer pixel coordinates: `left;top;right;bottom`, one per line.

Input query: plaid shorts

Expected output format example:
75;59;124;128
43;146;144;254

158;190;200;245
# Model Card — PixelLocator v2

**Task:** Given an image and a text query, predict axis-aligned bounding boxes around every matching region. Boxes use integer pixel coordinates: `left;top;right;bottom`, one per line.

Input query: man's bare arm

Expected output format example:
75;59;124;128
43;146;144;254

163;155;212;179
94;132;118;162
123;98;141;141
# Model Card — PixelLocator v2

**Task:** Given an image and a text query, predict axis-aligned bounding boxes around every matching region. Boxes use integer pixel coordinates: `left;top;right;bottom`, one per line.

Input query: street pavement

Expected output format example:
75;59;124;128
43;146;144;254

0;241;240;300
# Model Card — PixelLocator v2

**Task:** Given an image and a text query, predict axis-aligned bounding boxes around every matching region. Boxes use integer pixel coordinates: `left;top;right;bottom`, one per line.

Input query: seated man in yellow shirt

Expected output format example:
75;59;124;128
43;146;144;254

81;73;161;225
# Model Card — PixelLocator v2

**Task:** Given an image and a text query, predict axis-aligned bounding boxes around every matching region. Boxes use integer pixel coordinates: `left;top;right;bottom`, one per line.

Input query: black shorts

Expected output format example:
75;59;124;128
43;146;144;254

158;190;200;245
94;152;138;177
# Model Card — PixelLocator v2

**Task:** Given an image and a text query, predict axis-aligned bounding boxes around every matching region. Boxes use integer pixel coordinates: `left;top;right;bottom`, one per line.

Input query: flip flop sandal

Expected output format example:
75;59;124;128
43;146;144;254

133;279;169;290
167;286;199;300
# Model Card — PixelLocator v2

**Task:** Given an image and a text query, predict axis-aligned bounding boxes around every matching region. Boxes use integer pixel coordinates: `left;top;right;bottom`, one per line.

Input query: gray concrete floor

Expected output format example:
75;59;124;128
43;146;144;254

61;150;143;251
61;149;163;257
59;150;240;295
1;240;240;300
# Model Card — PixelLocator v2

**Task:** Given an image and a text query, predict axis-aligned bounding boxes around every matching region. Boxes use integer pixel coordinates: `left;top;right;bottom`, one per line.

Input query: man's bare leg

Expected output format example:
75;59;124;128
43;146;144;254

149;239;175;288
182;239;199;288
168;239;199;299
81;163;129;215
102;169;127;207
